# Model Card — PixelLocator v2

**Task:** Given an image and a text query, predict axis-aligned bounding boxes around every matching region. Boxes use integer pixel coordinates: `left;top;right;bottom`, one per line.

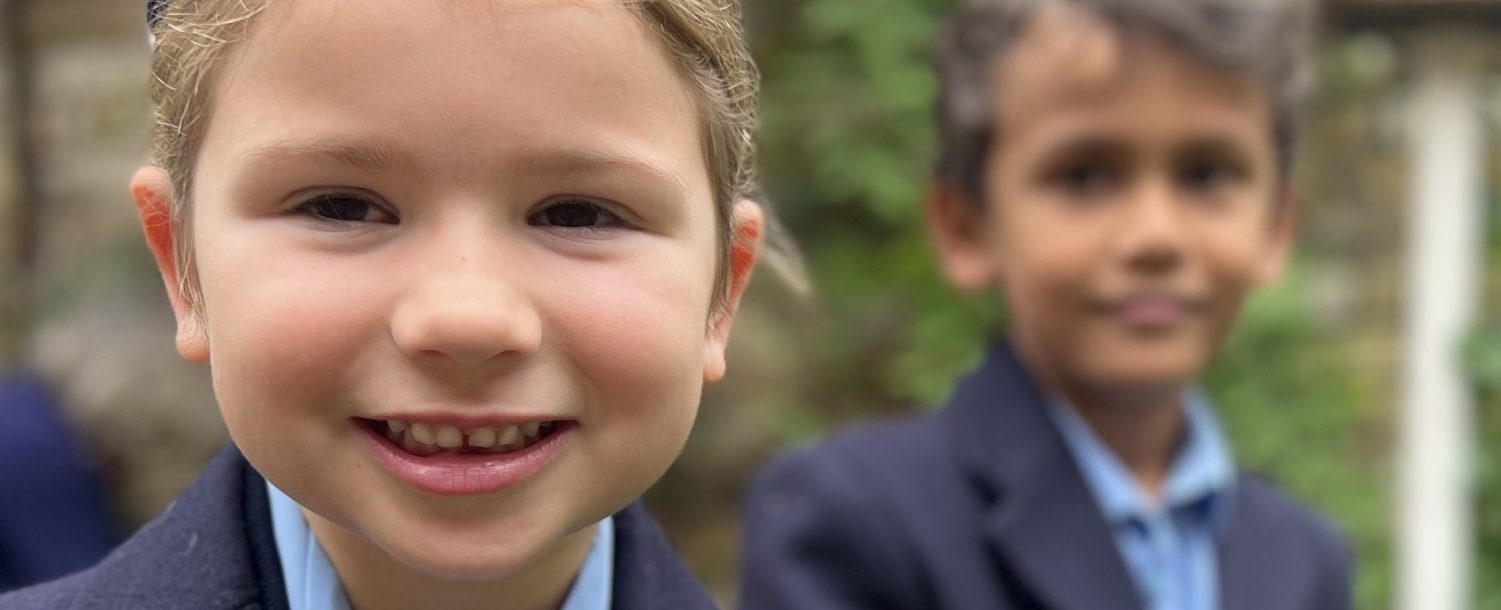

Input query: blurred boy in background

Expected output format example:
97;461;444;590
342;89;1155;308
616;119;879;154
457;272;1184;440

740;0;1354;608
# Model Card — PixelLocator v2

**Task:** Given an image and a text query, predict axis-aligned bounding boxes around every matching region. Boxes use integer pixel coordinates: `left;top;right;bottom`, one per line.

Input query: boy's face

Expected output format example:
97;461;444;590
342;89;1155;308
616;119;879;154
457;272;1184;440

931;6;1291;400
133;0;758;585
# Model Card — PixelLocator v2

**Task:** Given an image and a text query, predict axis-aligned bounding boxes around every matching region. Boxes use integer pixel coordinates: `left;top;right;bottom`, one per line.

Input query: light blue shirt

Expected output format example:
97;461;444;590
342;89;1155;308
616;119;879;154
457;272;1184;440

1046;393;1236;610
267;482;614;610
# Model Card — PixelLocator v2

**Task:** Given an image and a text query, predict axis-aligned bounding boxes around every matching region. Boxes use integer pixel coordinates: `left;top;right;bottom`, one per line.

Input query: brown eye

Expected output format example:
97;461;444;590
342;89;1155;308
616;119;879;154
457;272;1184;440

1052;162;1119;198
528;199;628;230
1178;161;1241;195
296;193;397;224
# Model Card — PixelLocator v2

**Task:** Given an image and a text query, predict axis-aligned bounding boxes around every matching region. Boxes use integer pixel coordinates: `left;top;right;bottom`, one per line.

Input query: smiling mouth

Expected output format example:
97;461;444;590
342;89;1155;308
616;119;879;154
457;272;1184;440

1097;293;1206;329
358;418;563;457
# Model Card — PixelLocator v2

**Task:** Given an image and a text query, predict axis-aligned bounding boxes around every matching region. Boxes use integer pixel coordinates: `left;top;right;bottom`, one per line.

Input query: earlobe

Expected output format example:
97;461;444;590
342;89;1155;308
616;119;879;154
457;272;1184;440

174;317;210;364
130;165;209;363
703;200;764;383
926;183;996;292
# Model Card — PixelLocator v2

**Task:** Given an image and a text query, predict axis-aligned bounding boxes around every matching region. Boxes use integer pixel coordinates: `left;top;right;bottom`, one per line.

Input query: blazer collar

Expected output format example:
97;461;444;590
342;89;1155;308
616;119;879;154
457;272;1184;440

1217;477;1322;610
247;449;718;610
941;341;1144;610
607;501;718;610
247;456;713;610
32;445;712;610
48;445;282;610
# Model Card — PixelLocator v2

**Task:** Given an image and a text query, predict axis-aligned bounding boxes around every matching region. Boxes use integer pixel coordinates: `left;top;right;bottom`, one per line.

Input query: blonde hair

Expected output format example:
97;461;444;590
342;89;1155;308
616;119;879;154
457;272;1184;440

148;0;800;311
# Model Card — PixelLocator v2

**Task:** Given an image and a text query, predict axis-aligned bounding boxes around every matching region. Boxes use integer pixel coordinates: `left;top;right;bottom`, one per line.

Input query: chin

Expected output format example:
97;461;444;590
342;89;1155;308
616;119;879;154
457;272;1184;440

1099;363;1197;392
382;536;543;581
1080;341;1207;395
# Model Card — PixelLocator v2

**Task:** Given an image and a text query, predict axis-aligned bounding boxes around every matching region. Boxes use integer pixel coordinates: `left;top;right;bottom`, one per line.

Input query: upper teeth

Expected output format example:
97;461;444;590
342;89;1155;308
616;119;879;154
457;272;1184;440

383;420;553;455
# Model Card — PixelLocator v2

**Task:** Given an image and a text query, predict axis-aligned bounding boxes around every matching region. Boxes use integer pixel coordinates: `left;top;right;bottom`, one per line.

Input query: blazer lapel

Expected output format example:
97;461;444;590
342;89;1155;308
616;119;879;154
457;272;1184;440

59;445;271;610
944;342;1143;610
240;457;291;610
1218;477;1311;610
609;502;717;610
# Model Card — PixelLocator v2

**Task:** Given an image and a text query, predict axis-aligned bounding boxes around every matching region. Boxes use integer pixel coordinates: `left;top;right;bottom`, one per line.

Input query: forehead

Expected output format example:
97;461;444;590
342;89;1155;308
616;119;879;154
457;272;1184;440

195;0;705;194
989;4;1270;143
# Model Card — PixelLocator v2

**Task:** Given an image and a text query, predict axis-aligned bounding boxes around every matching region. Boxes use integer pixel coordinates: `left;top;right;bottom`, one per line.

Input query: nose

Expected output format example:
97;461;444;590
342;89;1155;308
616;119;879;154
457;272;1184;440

390;258;542;366
1115;179;1187;275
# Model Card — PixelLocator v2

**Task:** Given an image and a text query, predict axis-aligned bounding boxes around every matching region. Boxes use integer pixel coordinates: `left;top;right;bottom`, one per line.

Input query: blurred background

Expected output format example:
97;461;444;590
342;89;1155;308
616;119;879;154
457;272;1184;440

0;0;1499;608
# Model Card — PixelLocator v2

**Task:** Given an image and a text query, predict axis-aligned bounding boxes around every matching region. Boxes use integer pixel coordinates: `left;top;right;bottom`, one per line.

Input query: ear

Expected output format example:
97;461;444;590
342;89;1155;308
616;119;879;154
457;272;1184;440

703;200;764;383
130;166;209;363
1255;186;1297;285
926;182;996;292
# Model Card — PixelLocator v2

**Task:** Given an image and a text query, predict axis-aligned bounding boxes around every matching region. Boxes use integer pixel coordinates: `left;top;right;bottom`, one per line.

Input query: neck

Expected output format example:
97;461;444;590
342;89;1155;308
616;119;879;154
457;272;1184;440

1011;340;1190;498
305;511;597;610
1063;387;1187;500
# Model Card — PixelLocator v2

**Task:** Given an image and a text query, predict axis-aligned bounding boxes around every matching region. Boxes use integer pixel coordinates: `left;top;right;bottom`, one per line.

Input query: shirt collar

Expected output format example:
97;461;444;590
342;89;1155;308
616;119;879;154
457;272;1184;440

561;513;615;610
1046;390;1236;530
267;481;615;610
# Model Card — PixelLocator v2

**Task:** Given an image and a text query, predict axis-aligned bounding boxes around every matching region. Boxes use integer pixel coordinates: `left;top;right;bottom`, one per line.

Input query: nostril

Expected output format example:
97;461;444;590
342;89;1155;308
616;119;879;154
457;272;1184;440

390;295;542;364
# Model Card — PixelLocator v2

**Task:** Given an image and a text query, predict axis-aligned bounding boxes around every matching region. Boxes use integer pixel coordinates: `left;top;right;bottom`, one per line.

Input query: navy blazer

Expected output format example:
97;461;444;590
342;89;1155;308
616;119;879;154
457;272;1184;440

0;445;717;610
740;342;1353;610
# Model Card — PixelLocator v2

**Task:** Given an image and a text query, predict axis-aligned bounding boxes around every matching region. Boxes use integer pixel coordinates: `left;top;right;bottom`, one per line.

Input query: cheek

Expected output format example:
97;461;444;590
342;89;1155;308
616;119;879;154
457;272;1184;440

1198;218;1278;287
992;213;1100;315
195;241;393;426
1200;239;1264;324
538;253;715;491
544;255;714;411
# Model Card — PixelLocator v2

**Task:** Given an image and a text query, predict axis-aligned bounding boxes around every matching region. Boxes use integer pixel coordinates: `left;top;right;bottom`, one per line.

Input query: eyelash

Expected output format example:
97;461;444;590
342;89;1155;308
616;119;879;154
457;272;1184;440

1043;160;1247;196
526;197;632;233
1050;161;1119;195
1177;160;1245;191
290;191;398;225
286;192;634;235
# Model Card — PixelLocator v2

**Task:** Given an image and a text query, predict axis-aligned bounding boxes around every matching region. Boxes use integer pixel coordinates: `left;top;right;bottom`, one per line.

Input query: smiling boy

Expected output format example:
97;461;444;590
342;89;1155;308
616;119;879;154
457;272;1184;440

0;1;769;609
741;1;1353;609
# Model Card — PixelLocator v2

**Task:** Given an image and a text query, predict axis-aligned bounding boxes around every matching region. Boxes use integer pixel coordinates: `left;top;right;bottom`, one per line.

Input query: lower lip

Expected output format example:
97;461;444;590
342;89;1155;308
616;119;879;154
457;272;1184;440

358;421;573;496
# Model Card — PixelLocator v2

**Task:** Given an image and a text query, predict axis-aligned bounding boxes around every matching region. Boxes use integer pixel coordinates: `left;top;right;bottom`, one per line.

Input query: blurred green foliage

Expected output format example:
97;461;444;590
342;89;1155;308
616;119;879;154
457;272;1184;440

748;0;996;428
1467;177;1501;609
1469;326;1501;610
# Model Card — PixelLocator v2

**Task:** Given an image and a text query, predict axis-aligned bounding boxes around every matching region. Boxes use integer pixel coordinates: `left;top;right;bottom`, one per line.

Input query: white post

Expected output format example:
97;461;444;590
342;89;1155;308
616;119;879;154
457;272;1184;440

1397;31;1485;610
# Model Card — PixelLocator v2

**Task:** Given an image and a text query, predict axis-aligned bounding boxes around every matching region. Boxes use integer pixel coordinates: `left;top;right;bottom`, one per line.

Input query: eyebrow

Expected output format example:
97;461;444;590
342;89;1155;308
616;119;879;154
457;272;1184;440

1038;129;1258;161
1175;136;1256;160
236;137;409;172
513;149;692;195
1037;134;1132;164
234;137;691;193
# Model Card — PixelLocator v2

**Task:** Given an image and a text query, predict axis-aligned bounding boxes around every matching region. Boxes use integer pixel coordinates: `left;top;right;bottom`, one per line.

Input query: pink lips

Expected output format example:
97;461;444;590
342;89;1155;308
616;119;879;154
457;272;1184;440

1110;294;1198;329
359;419;573;496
